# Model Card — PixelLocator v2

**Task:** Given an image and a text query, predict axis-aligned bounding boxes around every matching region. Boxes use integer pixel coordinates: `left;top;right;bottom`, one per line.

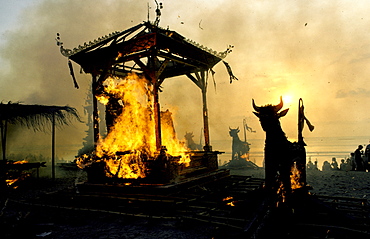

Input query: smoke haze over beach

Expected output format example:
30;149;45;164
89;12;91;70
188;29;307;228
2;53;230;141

1;0;370;160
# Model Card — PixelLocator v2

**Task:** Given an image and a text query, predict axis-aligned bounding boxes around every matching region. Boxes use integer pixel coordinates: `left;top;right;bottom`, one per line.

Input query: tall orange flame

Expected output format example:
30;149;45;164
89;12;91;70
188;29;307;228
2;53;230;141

290;162;304;190
78;73;190;179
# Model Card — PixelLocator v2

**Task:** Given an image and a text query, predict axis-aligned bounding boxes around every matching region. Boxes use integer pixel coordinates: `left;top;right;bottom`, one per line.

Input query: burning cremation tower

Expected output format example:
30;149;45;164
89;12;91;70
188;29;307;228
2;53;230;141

57;12;233;184
58;21;227;152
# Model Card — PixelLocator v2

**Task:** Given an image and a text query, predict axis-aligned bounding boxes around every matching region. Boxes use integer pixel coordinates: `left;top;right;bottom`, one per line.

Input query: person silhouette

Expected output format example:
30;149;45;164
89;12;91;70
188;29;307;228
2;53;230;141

364;141;370;171
354;145;365;171
349;153;356;171
313;160;318;170
331;157;339;170
322;161;331;171
307;158;314;170
339;159;346;170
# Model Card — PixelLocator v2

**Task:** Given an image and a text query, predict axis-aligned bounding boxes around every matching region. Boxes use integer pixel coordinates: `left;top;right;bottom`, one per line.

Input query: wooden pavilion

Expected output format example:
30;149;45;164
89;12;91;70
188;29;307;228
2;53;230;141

57;20;231;153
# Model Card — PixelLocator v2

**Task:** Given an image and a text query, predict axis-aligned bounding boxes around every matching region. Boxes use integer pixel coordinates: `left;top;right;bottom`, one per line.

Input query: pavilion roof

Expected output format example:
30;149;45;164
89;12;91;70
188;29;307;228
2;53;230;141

57;21;228;78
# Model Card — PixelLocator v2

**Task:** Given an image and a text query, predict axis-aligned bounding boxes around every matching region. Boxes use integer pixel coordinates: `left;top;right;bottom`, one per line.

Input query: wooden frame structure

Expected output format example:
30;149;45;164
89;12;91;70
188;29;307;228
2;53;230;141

58;21;228;152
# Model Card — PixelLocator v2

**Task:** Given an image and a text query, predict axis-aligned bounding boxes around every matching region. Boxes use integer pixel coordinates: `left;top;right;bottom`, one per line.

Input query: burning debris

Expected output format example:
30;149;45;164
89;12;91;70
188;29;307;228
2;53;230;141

0;103;80;188
5;160;47;188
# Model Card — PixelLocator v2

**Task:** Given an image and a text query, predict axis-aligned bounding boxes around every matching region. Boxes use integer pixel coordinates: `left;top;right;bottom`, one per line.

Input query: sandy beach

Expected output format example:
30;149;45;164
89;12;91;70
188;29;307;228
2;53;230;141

229;167;370;201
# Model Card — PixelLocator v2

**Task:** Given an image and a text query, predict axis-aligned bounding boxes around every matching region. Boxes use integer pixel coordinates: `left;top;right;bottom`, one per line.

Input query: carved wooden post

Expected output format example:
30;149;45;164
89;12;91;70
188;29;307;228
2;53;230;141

153;78;162;151
134;56;166;152
186;70;211;151
201;78;210;151
91;74;100;147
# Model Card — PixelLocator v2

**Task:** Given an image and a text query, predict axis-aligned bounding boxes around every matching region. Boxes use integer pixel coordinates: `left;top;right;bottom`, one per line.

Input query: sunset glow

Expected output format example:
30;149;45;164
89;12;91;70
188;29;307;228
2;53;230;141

282;95;293;105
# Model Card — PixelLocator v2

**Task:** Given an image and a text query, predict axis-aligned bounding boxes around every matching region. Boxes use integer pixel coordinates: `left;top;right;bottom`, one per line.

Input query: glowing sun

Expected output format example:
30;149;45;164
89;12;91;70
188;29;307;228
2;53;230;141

282;95;293;105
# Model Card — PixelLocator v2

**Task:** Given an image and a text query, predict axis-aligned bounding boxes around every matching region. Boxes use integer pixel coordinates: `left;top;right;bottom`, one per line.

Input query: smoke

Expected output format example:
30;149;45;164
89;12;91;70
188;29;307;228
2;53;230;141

1;0;370;164
0;0;151;160
336;88;370;98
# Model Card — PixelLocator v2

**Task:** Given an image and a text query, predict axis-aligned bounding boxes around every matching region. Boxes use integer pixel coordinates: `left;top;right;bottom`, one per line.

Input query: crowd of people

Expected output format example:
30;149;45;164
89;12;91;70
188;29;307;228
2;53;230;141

307;143;370;172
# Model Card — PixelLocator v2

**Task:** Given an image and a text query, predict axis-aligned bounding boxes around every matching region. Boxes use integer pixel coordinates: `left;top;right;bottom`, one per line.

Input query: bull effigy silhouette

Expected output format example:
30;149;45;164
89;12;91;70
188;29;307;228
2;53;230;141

252;97;314;197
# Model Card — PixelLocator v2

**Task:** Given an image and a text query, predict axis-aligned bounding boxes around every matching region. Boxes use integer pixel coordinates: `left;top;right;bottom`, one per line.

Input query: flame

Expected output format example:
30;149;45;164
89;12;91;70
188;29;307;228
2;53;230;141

223;196;233;201
78;73;190;179
6;172;31;189
240;153;249;160
6;178;19;186
290;162;304;190
223;196;235;206
96;95;109;105
12;160;29;164
227;201;236;207
76;154;93;169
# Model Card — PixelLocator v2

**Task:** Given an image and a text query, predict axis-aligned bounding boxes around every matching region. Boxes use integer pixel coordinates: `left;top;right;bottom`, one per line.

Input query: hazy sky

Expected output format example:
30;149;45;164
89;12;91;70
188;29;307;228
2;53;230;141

1;0;370;159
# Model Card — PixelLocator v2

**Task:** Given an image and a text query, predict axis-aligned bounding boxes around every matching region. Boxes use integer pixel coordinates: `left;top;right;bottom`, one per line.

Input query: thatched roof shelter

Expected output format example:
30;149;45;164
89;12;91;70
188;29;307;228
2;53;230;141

0;102;81;180
0;102;80;132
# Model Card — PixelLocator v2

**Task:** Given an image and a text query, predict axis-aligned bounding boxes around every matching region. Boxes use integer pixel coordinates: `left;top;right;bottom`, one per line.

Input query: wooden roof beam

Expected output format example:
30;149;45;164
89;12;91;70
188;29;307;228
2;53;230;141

186;73;202;89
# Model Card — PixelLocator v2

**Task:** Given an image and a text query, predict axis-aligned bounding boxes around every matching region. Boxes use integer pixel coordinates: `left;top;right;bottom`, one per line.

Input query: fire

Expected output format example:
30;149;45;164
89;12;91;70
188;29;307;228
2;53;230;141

223;196;233;201
6;178;19;187
290;162;304;190
78;73;190;179
76;154;92;169
223;196;236;206
6;172;30;189
96;95;109;105
275;162;304;206
240;153;249;160
12;160;28;164
95;75;157;160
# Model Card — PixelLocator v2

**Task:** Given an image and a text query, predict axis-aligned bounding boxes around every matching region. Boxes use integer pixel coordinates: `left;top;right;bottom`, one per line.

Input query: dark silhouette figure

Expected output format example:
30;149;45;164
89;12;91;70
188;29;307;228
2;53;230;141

364;141;370;171
354;145;365;171
322;161;331;171
307;158;318;171
307;159;314;170
331;157;339;170
349;153;356;171
252;97;306;194
229;127;250;161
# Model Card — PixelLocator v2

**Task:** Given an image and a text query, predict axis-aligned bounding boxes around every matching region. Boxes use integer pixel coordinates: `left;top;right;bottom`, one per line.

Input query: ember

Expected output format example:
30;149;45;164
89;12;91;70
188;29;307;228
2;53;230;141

223;196;236;206
5;160;45;188
5;178;18;187
12;160;29;164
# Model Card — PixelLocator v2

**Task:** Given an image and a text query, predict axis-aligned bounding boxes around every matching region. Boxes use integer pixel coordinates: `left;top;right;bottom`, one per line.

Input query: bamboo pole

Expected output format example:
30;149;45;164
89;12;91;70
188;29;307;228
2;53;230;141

52;112;55;181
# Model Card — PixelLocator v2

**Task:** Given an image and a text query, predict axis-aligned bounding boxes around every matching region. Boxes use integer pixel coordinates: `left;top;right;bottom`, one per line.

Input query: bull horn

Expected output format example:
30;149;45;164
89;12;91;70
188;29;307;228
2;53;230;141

274;96;284;112
252;99;261;111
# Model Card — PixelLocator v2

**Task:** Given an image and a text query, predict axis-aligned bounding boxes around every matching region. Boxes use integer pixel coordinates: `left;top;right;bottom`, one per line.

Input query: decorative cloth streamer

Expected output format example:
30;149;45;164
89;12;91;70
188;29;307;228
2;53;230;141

68;60;79;89
223;61;238;83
